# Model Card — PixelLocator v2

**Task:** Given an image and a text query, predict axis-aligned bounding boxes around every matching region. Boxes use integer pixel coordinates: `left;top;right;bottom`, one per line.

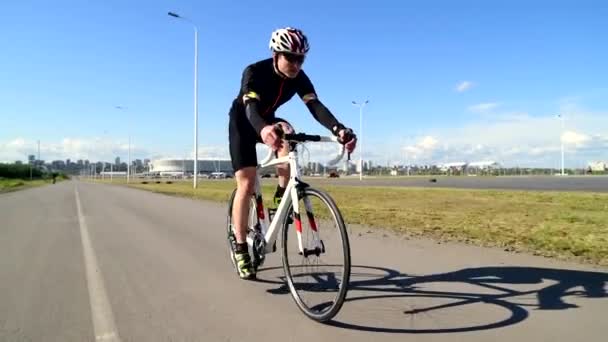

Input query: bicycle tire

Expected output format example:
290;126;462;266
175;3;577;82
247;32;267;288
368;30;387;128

226;189;239;272
226;189;264;273
281;187;351;322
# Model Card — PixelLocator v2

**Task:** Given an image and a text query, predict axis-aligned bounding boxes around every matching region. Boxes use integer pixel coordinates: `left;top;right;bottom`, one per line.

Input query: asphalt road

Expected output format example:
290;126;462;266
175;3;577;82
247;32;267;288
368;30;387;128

1;181;607;341
302;175;608;192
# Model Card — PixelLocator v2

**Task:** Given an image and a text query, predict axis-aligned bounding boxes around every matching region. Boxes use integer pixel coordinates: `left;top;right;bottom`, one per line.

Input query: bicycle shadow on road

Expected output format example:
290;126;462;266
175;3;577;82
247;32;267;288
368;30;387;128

257;264;608;333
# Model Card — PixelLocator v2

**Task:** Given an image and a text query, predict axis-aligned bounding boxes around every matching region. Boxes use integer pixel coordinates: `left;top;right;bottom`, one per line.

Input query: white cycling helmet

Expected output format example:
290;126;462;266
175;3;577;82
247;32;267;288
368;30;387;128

269;27;310;55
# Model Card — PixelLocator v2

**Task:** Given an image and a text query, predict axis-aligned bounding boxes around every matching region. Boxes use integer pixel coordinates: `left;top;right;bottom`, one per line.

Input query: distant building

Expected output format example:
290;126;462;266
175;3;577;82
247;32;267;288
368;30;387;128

149;159;233;176
438;162;467;172
588;161;607;172
313;162;321;174
100;171;127;176
435;161;501;175
466;161;500;170
51;160;66;169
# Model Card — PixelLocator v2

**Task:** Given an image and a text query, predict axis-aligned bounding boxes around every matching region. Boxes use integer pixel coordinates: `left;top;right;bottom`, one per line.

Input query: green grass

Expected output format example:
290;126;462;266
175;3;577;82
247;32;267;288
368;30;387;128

94;178;608;266
0;178;52;193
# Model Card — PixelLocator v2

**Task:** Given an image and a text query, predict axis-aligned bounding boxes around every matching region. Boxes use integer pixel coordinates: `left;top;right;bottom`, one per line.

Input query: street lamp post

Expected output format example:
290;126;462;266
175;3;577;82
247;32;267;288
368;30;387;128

558;114;565;176
351;100;369;181
115;106;131;183
128;135;131;181
168;11;199;189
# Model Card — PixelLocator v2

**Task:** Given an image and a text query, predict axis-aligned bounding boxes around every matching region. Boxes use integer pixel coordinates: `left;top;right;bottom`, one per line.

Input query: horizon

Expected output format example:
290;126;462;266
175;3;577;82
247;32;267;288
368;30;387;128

8;154;603;172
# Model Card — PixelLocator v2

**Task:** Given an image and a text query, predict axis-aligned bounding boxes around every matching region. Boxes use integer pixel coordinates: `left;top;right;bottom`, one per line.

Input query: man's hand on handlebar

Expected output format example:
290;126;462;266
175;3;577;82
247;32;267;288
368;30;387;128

337;128;357;153
260;124;285;151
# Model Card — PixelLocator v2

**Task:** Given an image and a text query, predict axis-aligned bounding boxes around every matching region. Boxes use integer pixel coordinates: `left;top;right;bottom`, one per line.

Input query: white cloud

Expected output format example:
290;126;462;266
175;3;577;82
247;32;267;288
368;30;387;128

0;138;31;163
395;106;608;167
0;135;353;167
468;102;500;113
455;81;474;93
171;142;348;169
402;136;441;162
561;131;591;146
0;137;153;164
197;146;230;160
287;142;346;167
529;146;558;156
7;138;26;148
418;136;439;149
4;99;606;169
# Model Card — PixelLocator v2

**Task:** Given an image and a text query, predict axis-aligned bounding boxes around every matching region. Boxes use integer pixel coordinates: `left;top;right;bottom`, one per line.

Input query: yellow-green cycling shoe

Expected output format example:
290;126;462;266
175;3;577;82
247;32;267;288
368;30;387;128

235;252;256;280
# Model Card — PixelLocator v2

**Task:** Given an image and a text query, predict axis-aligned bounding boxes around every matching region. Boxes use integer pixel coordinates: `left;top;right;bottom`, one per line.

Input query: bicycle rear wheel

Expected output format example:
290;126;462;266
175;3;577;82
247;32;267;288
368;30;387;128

281;187;351;322
226;189;262;273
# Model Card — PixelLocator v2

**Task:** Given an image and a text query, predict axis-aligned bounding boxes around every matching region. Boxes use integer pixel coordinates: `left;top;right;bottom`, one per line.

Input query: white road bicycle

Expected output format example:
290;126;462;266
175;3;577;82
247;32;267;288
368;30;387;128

226;132;351;322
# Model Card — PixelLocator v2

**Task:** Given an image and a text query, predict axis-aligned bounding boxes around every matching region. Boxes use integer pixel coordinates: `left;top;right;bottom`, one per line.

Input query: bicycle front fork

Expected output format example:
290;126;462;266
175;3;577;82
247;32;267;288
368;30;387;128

294;211;325;257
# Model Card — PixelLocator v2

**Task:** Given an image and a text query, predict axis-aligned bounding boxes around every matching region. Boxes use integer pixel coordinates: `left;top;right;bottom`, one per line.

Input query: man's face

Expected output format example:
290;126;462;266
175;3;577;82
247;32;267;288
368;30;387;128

276;52;305;78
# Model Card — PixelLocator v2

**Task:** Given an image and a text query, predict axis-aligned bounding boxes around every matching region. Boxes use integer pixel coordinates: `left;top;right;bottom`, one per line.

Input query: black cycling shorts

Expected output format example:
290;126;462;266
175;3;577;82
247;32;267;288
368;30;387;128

229;112;293;172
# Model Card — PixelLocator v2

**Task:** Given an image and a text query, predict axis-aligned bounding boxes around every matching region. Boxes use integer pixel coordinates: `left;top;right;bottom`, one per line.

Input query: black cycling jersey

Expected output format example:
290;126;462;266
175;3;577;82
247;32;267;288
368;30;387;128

228;57;345;171
228;58;342;135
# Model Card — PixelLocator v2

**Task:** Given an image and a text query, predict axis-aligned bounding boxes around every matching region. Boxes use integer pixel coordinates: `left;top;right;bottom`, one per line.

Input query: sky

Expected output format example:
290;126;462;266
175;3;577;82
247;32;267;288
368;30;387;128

1;0;607;168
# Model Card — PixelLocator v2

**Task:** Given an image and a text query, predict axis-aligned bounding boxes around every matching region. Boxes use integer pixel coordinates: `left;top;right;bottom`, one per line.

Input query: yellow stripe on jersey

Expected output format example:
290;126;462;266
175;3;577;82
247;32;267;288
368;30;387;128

301;93;317;103
242;91;260;103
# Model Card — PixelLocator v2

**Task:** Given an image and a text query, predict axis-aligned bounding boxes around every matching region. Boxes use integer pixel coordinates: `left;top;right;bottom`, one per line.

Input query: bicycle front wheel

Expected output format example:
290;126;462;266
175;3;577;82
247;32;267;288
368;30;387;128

281;187;351;322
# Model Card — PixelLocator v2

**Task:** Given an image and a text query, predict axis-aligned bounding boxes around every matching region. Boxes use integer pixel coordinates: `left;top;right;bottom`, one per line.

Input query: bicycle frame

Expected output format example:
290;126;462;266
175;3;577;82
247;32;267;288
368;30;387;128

247;136;343;255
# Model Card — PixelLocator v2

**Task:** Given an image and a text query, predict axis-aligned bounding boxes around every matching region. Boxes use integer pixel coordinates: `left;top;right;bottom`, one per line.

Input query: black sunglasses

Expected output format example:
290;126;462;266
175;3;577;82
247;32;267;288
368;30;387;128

281;53;305;64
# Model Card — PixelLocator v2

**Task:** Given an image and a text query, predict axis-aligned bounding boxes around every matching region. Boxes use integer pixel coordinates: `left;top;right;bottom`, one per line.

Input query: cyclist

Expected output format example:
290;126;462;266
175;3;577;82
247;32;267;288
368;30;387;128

228;27;357;279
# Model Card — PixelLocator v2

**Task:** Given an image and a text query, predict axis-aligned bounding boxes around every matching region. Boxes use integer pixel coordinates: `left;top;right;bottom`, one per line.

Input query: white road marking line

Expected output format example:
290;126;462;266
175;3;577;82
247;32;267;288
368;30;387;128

75;187;122;342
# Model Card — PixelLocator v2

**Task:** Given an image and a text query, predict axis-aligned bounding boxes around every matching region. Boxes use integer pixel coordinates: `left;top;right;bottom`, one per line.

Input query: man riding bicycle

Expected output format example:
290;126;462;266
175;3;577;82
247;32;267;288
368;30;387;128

228;27;357;280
